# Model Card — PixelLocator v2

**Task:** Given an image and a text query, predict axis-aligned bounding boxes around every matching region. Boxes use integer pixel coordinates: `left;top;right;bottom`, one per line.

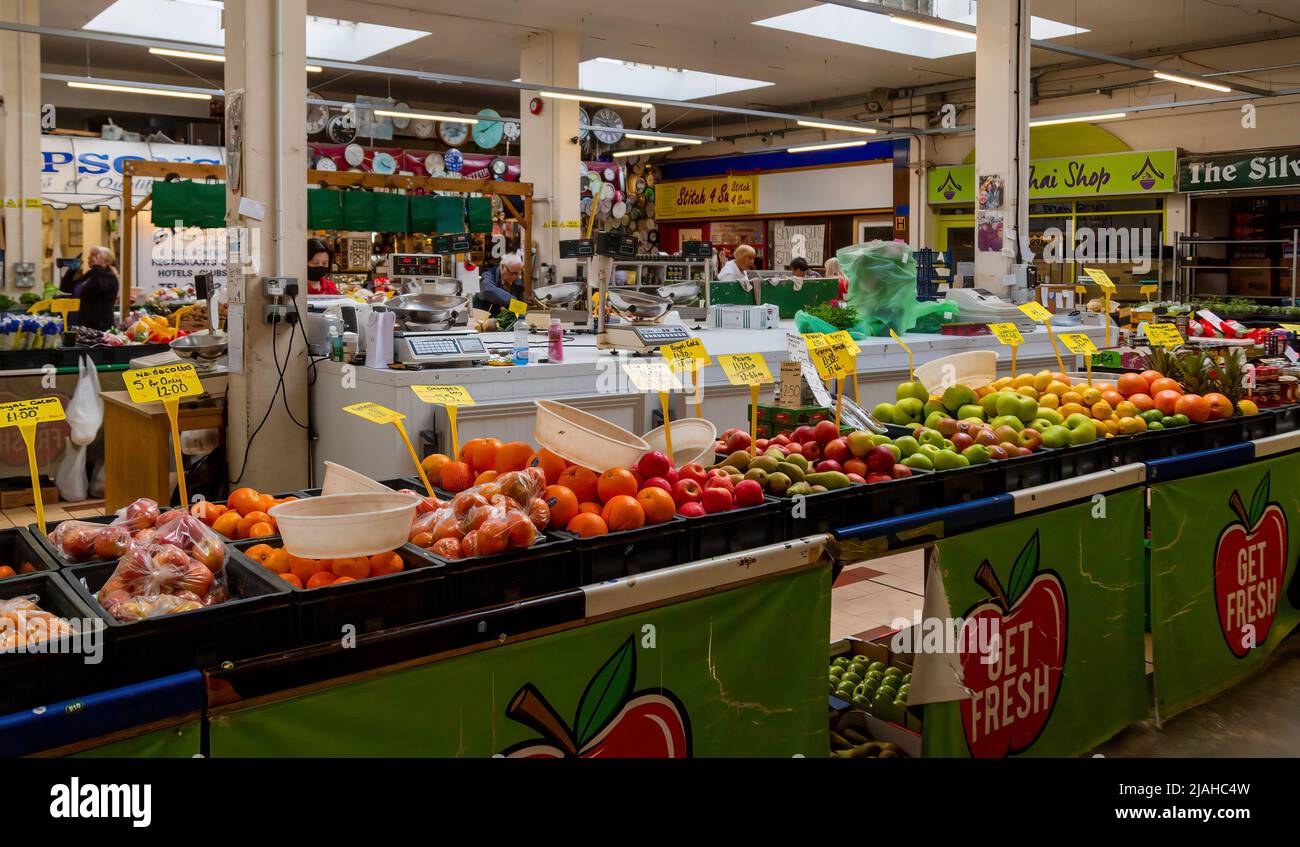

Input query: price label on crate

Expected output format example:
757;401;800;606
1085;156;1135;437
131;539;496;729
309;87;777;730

410;385;475;406
988;323;1024;347
622;359;682;393
124;362;204;404
27;298;80;321
0;396;65;427
1057;332;1099;355
1139;284;1158;300
1018;301;1053;322
508;298;528;317
810;342;853;379
801;332;830;350
827;331;860;355
1083;267;1117;294
1144;323;1185;348
718;353;773;386
660;337;711;373
343;401;406;424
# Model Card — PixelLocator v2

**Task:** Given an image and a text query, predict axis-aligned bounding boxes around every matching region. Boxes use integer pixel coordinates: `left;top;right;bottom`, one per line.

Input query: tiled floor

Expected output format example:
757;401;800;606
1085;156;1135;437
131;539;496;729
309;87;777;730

831;549;927;642
0;499;105;530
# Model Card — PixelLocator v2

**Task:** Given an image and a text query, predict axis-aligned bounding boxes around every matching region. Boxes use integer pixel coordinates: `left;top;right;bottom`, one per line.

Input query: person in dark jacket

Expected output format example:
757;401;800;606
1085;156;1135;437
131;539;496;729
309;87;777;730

59;246;120;331
473;254;525;315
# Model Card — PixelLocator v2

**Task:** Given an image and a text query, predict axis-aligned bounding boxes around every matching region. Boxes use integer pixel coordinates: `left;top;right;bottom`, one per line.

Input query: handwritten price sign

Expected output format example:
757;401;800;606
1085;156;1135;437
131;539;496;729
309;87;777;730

827;331;860;355
1083;267;1117;294
622;359;683;393
0;396;65;427
343;402;406;424
124;363;204;404
1144;323;1185;348
811;342;854;379
410;385;476;406
1057;332;1099;355
718;353;773;385
660;337;711;373
988;323;1024;346
1018;301;1053;322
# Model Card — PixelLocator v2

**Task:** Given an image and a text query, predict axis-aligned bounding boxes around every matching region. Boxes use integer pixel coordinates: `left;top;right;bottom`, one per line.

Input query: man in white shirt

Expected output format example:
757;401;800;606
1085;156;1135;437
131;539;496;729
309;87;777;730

717;244;756;281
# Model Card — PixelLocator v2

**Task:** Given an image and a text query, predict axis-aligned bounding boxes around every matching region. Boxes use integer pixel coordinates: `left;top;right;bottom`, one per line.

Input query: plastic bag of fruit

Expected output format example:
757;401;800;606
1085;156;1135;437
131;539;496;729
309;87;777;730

94;540;227;622
47;520;133;563
101;592;205;622
110;497;162;531
0;594;76;651
411;475;549;561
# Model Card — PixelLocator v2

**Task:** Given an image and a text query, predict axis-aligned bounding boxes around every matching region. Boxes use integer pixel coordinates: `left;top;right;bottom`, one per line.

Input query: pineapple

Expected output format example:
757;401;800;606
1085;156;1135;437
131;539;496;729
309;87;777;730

1174;349;1212;394
1214;348;1248;405
1144;345;1178;379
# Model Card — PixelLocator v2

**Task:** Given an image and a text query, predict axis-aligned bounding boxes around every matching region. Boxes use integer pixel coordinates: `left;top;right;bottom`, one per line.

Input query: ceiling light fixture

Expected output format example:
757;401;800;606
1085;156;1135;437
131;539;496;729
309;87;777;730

612;146;674;157
305;65;323;73
1152;71;1232;93
539;90;651;109
373;108;478;124
149;47;324;73
1028;112;1126;127
786;139;869;153
67;80;211;100
624;132;703;145
889;15;977;40
796;119;877;135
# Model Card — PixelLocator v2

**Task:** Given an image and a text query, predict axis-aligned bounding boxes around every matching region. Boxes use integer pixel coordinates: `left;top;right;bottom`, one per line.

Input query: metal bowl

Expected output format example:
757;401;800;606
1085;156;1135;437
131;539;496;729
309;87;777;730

170;332;228;362
385;293;468;325
606;289;671;320
533;282;584;308
656;282;701;304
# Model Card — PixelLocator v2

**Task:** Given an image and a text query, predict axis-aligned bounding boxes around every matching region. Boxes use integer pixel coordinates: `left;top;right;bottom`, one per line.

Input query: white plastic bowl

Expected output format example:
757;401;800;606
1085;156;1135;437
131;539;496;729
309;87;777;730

643;418;717;468
534;399;651;472
321;461;395;496
916;350;998;391
269;492;420;559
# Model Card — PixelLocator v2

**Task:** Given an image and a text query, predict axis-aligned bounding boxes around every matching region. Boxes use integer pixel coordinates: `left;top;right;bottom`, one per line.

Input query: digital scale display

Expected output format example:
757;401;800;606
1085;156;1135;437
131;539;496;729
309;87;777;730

391;254;441;276
634;326;691;342
408;336;485;356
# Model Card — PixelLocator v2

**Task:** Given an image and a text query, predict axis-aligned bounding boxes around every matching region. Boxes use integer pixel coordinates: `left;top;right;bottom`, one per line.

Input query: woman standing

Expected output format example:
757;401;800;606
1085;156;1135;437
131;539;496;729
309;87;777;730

307;238;340;295
59;245;119;331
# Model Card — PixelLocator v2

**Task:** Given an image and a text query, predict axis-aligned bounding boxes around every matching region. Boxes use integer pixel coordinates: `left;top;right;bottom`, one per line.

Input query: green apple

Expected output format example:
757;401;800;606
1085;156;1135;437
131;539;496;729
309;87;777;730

989;414;1025;432
981;392;1003;417
962;444;992;465
943;439;955;451
893;397;924;424
829;666;844;679
870;434;894;445
933;449;970;470
918;429;946;448
893;435;920;457
924;411;950;429
1064;412;1093;429
841;672;862;685
1036;408;1063;426
833;657;850;668
918;443;942;460
868;662;886;674
957;404;987;422
902;453;934;471
883;443;902;462
923;398;948;418
1067;419;1097;445
1041;425;1071;449
872;402;896;422
896;380;929;402
942;384;978;414
1147;420;1164;430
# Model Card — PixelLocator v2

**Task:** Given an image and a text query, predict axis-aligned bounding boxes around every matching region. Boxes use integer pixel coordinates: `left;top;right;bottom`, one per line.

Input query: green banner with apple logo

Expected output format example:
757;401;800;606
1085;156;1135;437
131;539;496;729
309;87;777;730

919;489;1148;757
1149;453;1300;720
208;565;830;757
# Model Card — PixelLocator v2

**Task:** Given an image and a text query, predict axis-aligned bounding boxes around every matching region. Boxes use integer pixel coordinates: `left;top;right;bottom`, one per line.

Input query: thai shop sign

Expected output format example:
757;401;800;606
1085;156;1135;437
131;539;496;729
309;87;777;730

1179;147;1300;192
655;173;758;220
928;149;1177;204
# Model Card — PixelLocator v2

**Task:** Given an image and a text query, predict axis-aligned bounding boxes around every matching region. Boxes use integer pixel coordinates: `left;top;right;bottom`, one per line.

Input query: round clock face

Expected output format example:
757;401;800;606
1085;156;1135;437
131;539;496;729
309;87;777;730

490;157;508;177
503;119;521;142
424;152;444;175
306;103;328;135
578;108;590;143
438;119;471;147
389;103;412;130
591;108;625;145
472;108;505;150
325;112;357;144
343;143;365;167
372;152;397;174
314;156;337;171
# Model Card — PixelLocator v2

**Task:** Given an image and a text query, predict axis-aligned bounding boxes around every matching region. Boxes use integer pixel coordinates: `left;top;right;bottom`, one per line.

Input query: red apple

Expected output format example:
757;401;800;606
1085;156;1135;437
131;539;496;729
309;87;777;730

714;440;727;454
704;474;734;493
734;479;764;507
955;420;975;434
1019;428;1043;452
935;418;959;438
784;442;803;457
847;431;875;458
631;469;645;488
755;438;769;451
801;442;823;462
813;420;839;444
772;434;791;447
846;473;867;484
636;450;673;480
843;458;868;477
959;534;1066;758
891;464;911;479
678;463;708;485
671;479;703;507
999;442;1023;458
791;425;814;444
952;432;975;452
642;477;673;494
866;472;892;483
701;486;733;513
815;460;843;473
974;429;998;447
988;445;1009;461
823;437;851;464
722;427;741;440
1215;477;1288;658
663;468;680;486
865;445;895;474
677;501;706;517
725;430;753;453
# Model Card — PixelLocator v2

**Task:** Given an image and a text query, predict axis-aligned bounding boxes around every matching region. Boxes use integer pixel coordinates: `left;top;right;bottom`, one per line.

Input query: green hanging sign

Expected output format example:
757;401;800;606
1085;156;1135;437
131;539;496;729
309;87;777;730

929;149;1177;204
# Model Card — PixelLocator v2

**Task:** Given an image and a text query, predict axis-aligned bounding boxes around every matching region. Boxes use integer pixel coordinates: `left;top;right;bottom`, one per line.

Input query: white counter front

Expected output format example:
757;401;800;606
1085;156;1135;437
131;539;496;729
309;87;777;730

309;320;1107;483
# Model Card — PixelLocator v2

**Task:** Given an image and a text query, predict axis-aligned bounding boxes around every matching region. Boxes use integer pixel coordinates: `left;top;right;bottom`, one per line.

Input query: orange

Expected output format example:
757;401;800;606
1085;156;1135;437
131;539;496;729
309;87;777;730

410;531;434;549
244;543;274;564
1101;390;1125;409
226;487;261;516
1094;381;1114;394
602;494;645;532
557;466;599;503
544;484;579;529
566;512;610;537
431;537;463;559
0;566;15;579
1090;400;1113;420
475;520;509;556
212;511;242;538
1154;389;1183;415
504;512;537;548
333;577;357;585
368;551;404;577
1149;377;1182;396
1140;370;1165;387
280;573;303;589
1127;392;1155;412
596;468;639;503
288;554;328;582
1060;391;1083;406
463;438;502;474
190;501;226;525
439;461;474;493
237;511;274;538
246;521;275;538
1116;373;1148;397
578;501;604;515
306;571;337;589
636;487;675;524
474;470;500;486
332;556;371;580
1175;393;1211;423
421;453;453;479
494;441;535;474
263;548;290;575
252;492;278;514
1204;392;1233;420
530;449;568;486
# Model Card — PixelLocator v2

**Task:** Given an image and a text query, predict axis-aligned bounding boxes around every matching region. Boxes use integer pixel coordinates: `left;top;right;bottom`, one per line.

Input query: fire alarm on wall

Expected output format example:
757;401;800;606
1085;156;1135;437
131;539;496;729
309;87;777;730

529;97;543;116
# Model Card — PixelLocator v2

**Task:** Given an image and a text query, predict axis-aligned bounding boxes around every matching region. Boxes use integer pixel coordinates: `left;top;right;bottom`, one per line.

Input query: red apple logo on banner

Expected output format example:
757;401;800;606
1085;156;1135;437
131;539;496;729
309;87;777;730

1214;472;1288;658
958;531;1068;758
502;636;692;758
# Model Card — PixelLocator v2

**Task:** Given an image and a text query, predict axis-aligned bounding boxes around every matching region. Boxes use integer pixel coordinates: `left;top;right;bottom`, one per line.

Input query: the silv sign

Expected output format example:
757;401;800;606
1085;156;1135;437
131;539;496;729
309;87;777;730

1179;147;1300;192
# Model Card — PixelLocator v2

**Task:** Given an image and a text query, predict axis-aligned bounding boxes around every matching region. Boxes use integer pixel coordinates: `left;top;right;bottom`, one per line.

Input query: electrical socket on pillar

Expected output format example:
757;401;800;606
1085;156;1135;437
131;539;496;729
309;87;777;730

263;304;290;324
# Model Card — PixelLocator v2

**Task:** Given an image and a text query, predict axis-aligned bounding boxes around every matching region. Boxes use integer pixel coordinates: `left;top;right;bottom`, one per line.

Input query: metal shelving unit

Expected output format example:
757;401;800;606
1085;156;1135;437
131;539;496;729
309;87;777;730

1173;230;1299;304
578;255;714;320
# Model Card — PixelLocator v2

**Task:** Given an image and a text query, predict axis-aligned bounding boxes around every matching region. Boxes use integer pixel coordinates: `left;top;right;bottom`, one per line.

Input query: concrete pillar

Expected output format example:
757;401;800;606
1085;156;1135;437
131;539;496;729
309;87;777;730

520;30;583;283
223;0;309;490
0;0;41;295
973;0;1030;296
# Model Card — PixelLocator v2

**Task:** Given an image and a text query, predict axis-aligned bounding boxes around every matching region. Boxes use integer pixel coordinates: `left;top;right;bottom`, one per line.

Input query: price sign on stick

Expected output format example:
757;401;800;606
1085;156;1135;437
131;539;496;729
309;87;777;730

28;298;80;323
829;331;862;405
1058;333;1100;385
661;338;711;418
1140;284;1158;301
988;322;1024;376
0;397;65;535
508;299;528;317
623;360;683;459
344;401;432;496
1018;302;1065;374
801;332;830;350
1084;268;1117;346
410;386;476;495
718;353;774;457
887;329;914;384
1144;323;1185;348
125;363;204;508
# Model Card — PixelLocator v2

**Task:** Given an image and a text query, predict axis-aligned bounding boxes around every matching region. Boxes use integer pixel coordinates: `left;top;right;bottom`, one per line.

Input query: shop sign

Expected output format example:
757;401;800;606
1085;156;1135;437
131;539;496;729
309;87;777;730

1178;147;1300;192
773;222;825;267
40;136;224;210
655;173;758;220
928;149;1177;204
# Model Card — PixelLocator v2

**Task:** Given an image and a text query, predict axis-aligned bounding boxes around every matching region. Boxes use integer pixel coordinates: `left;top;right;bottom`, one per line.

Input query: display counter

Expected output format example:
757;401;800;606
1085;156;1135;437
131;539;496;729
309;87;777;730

310;321;1106;482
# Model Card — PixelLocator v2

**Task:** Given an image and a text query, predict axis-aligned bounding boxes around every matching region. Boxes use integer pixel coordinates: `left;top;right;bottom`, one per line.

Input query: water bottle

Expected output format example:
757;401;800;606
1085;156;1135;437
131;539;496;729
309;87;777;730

513;319;529;366
328;326;344;362
548;317;564;363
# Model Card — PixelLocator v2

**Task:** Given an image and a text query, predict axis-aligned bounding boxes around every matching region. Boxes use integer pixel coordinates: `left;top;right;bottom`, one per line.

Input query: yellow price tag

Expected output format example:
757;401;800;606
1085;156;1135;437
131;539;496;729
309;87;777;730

622;359;682;393
0;396;66;427
1083;268;1117;294
1075;285;1088;297
1144;323;1185;348
811;342;852;379
988;323;1024;347
1018;301;1053;322
660;337;711;373
343;402;406;424
1139;284;1158;300
887;329;913;382
28;298;80;320
827;331;860;355
801;332;830;350
124;363;204;404
1057;332;1099;355
718;353;773;386
410;385;476;406
508;299;528;317
1278;323;1300;333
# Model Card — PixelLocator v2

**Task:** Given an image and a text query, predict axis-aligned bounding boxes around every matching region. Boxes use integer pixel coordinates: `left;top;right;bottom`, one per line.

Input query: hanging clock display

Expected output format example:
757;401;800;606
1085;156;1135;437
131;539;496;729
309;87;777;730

590;108;625;145
306;101;328;135
389;103;412;131
578;108;590;144
489;157;508;178
472;108;505;149
372;152;398;174
325;110;357;144
444;148;464;174
424;152;445;175
438;119;471;147
343;143;365;167
314;156;337;171
411;118;434;139
502;118;521;142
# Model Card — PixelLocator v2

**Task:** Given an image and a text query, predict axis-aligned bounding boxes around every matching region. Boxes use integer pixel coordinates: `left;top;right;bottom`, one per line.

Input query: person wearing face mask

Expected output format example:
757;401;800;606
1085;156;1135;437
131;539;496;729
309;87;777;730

307;238;340;295
59;245;120;331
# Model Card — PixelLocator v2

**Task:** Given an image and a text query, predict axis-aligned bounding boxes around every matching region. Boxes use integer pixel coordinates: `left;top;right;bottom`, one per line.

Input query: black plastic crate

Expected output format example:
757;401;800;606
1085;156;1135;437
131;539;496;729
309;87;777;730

996;449;1061;489
555;518;690;584
683;498;782;560
0;527;59;578
1105;432;1167;467
1241;409;1279;441
1199;417;1245;450
230;540;448;646
781;483;867;538
30;514;117;569
0;571;110;714
1053;439;1111;478
846;473;934;524
95;342;170;366
0;348;60;370
927;461;1006;505
1274;404;1300;434
421;534;580;613
1142;424;1202;458
60;553;294;684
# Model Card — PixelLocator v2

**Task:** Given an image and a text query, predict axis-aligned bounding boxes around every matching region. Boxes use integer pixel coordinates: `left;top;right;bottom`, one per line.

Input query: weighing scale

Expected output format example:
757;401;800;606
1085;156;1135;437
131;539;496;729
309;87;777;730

942;288;1037;331
394;330;489;367
601;321;694;352
579;248;697;354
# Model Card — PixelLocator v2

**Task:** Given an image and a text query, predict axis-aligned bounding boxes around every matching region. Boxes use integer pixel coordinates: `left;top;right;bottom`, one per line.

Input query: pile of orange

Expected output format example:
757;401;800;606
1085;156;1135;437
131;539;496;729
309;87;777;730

0;563;36;580
245;542;404;589
193;488;297;540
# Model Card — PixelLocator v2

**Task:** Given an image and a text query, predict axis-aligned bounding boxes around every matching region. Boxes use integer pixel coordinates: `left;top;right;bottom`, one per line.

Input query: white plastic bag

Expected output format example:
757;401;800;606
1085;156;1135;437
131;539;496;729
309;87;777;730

67;355;103;447
56;443;89;502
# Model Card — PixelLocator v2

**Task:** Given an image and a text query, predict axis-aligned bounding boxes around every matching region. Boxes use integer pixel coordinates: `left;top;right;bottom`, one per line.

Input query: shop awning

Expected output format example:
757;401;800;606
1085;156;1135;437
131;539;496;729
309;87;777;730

41;136;225;211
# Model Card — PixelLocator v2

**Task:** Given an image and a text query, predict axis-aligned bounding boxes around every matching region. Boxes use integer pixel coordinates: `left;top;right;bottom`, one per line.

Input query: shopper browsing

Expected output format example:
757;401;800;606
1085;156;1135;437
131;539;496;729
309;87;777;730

59;246;119;332
789;257;810;278
717;244;756;281
474;253;526;315
307;238;340;295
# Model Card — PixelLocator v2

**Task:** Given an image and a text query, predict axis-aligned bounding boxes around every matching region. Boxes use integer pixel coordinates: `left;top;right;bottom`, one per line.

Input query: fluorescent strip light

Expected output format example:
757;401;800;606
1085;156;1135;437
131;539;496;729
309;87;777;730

150;47;324;73
539;90;651;109
373;108;478;124
67;80;211;100
796;119;877;135
612;146;674;157
1153;71;1232;93
625;132;703;145
889;15;977;40
1028;112;1126;127
786;139;869;153
306;65;323;73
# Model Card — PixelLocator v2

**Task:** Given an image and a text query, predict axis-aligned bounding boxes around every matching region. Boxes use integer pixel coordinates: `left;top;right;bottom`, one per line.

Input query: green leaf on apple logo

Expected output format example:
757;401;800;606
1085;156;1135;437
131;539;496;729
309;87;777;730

573;636;637;748
1247;472;1270;528
1006;531;1041;604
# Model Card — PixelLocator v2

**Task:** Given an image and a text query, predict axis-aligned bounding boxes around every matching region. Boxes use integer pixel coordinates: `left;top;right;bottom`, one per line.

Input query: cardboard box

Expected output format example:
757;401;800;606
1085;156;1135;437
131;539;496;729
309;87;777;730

707;303;780;330
777;361;807;408
829;635;923;743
